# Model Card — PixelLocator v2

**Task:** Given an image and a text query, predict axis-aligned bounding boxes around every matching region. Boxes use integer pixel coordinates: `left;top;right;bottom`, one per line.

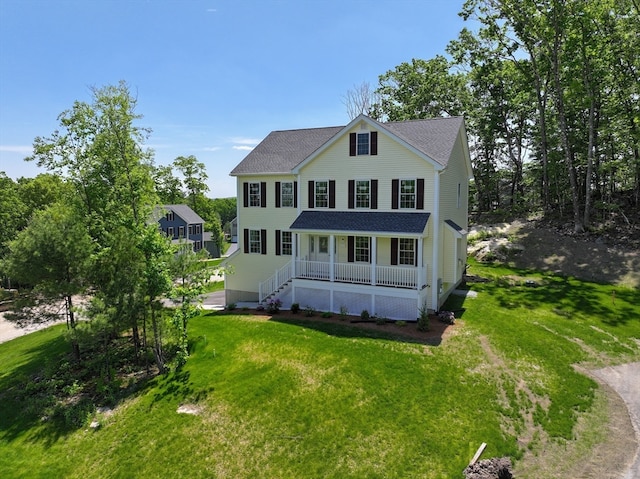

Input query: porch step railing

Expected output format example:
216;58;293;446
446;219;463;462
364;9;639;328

259;261;293;303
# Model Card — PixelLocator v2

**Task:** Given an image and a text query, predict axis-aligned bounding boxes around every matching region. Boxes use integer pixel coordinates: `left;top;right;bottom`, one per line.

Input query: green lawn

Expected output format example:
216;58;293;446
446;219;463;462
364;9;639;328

1;261;638;478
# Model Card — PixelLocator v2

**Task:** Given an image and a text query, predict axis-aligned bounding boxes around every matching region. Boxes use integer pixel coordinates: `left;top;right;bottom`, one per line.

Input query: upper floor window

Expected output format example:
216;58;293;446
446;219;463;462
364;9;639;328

281;181;294;207
249;182;261;207
166;211;174;221
400;179;416;209
188;225;194;235
315;180;329;208
349;131;378;156
355;180;370;208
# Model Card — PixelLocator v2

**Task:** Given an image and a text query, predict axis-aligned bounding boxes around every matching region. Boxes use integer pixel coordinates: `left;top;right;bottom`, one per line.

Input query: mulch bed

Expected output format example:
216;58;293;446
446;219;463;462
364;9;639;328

249;309;459;344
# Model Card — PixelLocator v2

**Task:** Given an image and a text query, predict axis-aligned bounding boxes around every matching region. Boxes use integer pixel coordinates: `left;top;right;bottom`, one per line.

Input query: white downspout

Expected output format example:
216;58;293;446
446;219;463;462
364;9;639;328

431;171;441;311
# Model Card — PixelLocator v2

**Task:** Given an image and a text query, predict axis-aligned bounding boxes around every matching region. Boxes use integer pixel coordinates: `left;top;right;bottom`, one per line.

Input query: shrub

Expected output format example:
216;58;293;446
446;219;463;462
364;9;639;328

437;310;456;325
226;303;236;311
375;317;387;325
304;305;315;317
290;303;300;314
321;311;332;318
360;309;370;320
396;320;407;327
417;303;430;332
265;298;282;314
339;305;349;320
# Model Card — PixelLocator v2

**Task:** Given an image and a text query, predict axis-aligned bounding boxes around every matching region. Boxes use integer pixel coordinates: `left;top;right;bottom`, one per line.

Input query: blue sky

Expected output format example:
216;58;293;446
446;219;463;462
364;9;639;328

0;0;467;198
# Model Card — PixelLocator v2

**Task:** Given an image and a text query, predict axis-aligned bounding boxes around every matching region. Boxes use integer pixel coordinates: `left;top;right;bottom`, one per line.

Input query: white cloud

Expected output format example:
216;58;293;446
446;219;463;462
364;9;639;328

232;145;254;151
231;137;261;146
202;146;222;152
0;145;33;154
207;8;217;12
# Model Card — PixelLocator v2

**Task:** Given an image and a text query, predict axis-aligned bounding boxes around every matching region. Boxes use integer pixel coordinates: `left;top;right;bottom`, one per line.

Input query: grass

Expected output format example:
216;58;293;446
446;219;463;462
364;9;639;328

0;261;638;478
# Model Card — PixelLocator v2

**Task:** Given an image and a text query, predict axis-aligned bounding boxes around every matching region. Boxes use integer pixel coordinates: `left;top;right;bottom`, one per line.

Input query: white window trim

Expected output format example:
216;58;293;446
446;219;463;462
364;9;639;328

356;132;370;156
249;229;261;254
355;179;370;209
315;180;329;208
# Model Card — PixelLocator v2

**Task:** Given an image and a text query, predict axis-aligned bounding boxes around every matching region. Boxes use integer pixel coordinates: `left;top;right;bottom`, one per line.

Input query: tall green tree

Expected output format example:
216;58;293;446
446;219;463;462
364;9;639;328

173;155;209;212
3;203;93;360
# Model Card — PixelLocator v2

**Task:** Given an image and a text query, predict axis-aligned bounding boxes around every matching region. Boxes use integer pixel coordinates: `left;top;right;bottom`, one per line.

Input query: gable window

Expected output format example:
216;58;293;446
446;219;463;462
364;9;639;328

349;131;378;156
281;181;294;207
315;180;329;208
400;179;416;209
166;211;174;221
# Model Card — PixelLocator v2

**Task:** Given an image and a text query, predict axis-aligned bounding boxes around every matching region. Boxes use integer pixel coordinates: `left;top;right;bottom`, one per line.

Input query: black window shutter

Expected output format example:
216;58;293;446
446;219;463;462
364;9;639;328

275;230;281;256
417;178;425;210
260;182;267;208
414;239;419;266
329;180;336;208
275;182;281;208
261;229;267;255
243;182;249;208
371;179;378;209
347;236;355;262
370;131;378;155
348;180;355;209
293;181;298;207
349;133;356;156
391;238;398;265
243;229;249;253
308;180;314;208
392;179;399;209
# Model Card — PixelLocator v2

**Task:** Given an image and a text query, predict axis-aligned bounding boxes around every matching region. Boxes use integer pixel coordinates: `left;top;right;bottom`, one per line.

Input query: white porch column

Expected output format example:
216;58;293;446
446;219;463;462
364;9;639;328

417;236;424;290
329;234;335;282
371;236;377;285
292;233;297;278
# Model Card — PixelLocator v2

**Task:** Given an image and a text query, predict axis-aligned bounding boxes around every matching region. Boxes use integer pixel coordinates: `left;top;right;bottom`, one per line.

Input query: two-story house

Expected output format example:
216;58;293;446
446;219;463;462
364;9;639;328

157;204;219;257
224;114;472;320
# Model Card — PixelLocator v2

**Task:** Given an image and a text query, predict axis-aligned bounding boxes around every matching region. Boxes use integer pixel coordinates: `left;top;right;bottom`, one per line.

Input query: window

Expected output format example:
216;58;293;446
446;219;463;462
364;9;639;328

355;236;370;262
188;225;194;235
355;180;370;208
194;241;202;251
167;226;174;238
166;211;174;221
315;181;329;208
249;182;261;207
179;226;186;238
281;231;292;255
349;131;378;156
281;181;294;207
399;238;416;265
357;133;369;155
400;179;416;209
249;229;261;253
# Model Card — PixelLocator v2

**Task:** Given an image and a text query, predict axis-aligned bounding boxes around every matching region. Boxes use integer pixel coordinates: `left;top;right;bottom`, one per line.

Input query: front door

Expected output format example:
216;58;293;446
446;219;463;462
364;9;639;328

309;235;330;262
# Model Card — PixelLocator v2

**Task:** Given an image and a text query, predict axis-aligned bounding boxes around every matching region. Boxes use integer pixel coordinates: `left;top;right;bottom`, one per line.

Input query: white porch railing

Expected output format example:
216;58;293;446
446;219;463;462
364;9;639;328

259;260;421;303
298;260;419;289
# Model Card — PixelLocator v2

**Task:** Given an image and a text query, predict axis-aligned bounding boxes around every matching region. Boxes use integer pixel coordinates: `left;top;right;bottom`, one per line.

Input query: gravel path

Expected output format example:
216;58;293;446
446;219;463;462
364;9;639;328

593;363;640;479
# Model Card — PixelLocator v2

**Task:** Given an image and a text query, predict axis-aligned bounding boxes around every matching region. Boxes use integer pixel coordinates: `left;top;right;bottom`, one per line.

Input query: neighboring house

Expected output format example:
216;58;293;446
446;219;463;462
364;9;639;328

224;114;472;320
157;204;219;257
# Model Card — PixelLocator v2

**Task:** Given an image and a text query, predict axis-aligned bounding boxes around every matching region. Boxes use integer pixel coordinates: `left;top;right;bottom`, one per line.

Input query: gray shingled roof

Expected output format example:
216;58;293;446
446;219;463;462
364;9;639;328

230;116;464;175
230;126;343;175
444;219;468;235
289;211;430;234
165;204;205;224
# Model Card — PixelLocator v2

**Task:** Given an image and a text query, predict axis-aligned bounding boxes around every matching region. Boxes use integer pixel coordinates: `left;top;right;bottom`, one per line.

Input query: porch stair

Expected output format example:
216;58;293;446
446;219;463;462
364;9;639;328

259;261;293;304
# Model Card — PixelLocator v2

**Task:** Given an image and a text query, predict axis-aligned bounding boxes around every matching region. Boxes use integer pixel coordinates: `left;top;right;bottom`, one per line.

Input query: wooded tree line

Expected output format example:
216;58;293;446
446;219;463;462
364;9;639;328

0;82;235;376
355;0;639;233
